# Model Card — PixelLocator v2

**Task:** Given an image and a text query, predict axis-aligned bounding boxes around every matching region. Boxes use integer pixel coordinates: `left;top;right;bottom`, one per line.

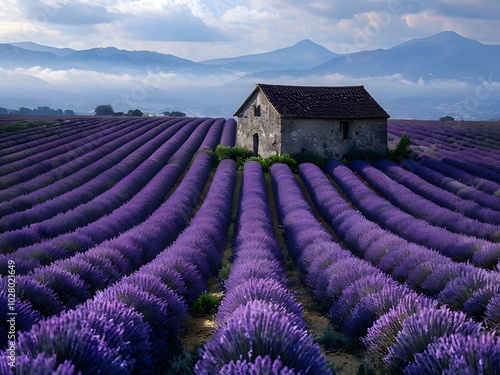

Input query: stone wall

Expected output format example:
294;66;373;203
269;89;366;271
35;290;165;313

281;118;387;159
236;91;281;157
236;91;388;160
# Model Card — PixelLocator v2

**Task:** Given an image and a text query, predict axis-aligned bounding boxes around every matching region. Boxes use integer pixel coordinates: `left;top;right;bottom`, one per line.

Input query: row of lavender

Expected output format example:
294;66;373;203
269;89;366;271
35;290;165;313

0;157;237;374
271;162;499;374
196;161;330;374
301;162;500;326
0;150;212;346
329;160;500;267
389;120;500;161
0;118;224;273
0;119;235;341
0;117;192;221
0;116;116;161
0;118;204;240
388;120;500;188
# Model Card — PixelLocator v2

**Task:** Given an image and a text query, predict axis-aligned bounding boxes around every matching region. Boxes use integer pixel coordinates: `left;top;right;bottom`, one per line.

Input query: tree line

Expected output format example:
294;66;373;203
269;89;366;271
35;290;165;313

94;104;185;117
0;106;75;115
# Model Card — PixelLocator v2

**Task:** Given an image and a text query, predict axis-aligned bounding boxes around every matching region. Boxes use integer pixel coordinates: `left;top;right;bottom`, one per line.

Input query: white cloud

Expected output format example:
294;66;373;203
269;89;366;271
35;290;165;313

0;1;500;63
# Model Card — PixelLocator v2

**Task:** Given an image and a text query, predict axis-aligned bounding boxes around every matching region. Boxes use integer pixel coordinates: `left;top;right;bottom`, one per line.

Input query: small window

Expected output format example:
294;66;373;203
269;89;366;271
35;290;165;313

253;105;261;117
340;121;349;140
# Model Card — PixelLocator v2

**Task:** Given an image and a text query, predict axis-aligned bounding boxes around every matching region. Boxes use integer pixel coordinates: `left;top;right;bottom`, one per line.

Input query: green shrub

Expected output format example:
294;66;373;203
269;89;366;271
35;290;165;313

315;326;348;352
214;145;252;168
163;347;197;375
388;132;411;162
292;151;329;169
191;292;222;316
212;146;300;172
258;154;298;172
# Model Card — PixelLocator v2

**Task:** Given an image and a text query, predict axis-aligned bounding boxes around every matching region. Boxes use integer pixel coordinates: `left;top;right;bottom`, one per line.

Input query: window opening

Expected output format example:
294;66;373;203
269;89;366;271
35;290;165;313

340;121;349;140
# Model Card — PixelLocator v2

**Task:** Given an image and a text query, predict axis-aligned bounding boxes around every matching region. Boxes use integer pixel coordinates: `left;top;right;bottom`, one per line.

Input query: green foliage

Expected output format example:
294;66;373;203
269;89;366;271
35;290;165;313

163;111;186;117
127;109;144;116
356;363;376;375
214;145;253;169
215;145;253;160
388;132;411;162
218;263;232;282
440;115;455;121
214;145;300;172
191;292;222;316
257;154;298;173
162;347;197;375
315;326;349;352
292;151;329;169
0;121;38;132
94;104;114;116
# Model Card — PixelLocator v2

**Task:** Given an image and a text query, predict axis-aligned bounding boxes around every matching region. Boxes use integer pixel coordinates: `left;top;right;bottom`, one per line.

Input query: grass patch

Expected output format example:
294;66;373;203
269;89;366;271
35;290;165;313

162;347;198;375
315;326;350;353
217;263;232;283
191;292;222;316
0;121;40;132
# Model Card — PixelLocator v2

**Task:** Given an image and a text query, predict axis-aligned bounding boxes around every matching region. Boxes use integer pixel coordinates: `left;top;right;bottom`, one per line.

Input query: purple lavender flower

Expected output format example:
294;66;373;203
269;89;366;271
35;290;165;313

405;332;500;375
196;300;329;375
384;307;482;372
216;278;303;325
485;293;500;328
0;291;40;347
219;355;297;375
11;275;63;316
363;295;438;374
57;256;108;292
328;274;397;328
15;353;78;375
344;284;412;340
224;259;288;291
17;315;128;374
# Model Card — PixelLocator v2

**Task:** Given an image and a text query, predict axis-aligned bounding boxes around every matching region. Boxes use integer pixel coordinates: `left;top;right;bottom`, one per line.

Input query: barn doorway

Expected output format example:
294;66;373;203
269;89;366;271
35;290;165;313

253;133;259;156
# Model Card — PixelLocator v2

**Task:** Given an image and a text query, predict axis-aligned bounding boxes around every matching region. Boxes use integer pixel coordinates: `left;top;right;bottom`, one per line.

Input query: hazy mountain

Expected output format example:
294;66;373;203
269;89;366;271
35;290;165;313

0;44;60;69
245;31;500;82
0;44;228;75
10;42;76;57
201;39;339;72
1;31;499;119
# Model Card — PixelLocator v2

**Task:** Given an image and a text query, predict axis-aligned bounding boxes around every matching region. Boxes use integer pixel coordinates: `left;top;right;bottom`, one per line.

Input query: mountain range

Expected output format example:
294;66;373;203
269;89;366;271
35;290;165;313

1;31;499;119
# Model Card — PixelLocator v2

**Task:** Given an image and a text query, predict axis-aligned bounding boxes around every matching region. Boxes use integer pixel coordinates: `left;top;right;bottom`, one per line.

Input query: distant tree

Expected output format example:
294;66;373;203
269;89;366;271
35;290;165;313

64;110;75;115
34;106;53;115
19;107;32;114
0;107;8;114
112;112;125;116
440;115;454;121
127;109;144;117
94;104;114;116
163;111;186;117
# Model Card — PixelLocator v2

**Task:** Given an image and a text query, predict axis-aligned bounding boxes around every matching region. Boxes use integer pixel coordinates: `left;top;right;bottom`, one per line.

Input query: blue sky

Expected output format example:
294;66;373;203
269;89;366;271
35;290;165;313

1;0;500;60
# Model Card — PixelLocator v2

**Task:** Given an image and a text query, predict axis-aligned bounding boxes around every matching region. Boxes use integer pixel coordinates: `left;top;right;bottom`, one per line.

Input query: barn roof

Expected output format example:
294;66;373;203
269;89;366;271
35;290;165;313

234;83;390;119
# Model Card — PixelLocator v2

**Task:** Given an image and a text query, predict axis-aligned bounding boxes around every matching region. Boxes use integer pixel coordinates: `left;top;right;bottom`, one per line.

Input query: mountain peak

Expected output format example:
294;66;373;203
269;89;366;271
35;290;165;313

391;31;482;50
293;39;316;47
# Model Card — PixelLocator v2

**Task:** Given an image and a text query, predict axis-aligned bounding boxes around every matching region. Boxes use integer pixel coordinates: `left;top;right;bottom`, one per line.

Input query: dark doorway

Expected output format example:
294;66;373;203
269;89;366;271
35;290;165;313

253;133;259;156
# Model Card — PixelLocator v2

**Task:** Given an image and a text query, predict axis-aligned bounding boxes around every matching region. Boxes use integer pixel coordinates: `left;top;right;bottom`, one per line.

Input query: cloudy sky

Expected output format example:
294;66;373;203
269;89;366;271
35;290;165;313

1;0;500;60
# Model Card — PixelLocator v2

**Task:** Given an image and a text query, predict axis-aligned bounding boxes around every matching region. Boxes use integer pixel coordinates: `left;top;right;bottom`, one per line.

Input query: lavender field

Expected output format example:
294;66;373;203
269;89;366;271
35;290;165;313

0;115;499;374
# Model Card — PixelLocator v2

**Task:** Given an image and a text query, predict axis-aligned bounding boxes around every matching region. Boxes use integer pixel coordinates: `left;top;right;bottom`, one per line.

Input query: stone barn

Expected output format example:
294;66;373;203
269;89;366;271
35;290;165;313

234;83;390;159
